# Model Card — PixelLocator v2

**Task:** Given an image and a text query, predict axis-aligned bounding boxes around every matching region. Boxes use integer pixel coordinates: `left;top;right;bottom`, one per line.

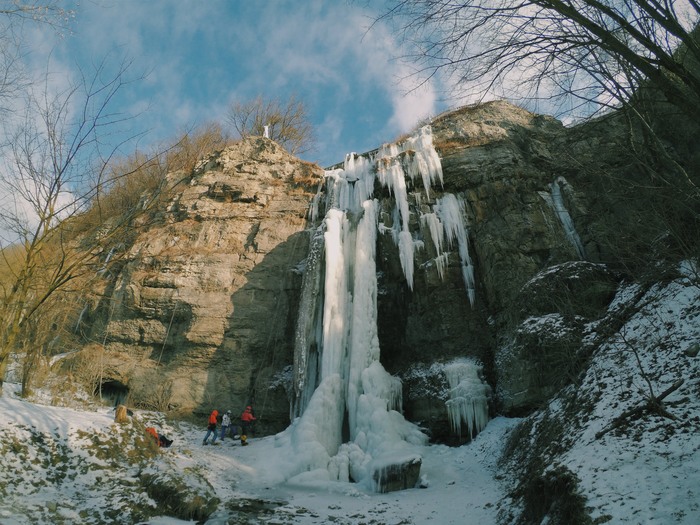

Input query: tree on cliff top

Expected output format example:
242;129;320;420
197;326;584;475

226;94;315;156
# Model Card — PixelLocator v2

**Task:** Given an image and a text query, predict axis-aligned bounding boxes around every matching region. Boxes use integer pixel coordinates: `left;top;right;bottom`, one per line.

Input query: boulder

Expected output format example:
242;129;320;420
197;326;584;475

372;455;422;493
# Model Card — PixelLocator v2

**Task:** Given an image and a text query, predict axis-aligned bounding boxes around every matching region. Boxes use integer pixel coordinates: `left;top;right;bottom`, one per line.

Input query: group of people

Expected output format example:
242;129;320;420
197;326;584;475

203;405;257;446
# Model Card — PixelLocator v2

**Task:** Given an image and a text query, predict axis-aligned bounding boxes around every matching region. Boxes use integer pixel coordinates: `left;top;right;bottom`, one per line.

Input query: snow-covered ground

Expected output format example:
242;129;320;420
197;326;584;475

560;268;700;524
0;382;518;524
499;263;700;525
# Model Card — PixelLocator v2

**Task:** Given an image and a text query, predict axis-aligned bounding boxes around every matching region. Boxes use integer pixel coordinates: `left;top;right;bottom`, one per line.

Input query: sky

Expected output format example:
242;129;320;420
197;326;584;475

21;0;446;169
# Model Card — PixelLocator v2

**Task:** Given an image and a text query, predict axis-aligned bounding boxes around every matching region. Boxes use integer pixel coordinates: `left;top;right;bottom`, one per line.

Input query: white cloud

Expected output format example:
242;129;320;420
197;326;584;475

387;80;437;133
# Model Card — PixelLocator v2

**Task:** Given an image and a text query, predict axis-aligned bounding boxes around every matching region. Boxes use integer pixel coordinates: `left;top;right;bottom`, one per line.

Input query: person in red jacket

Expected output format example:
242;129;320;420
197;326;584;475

240;406;256;446
202;409;219;445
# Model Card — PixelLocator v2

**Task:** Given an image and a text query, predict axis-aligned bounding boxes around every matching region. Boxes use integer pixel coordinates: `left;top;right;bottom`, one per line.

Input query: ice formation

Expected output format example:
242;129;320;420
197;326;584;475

444;358;491;439
286;125;475;490
433;194;476;306
548;176;586;259
74;303;89;332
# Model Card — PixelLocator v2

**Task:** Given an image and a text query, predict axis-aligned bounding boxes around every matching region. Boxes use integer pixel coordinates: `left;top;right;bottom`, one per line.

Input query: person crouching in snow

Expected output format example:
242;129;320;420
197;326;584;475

220;410;232;441
203;409;219;445
145;427;173;448
240;406;256;446
146;426;160;447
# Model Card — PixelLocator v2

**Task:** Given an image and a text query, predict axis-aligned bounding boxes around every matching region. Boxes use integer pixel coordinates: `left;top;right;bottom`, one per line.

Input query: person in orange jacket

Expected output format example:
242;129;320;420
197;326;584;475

202;409;219;445
146;426;173;448
145;426;159;444
240;406;256;446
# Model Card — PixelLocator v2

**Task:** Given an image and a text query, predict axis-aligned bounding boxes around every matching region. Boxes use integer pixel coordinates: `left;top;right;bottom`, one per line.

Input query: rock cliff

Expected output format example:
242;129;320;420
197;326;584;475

79;137;321;432
72;100;651;441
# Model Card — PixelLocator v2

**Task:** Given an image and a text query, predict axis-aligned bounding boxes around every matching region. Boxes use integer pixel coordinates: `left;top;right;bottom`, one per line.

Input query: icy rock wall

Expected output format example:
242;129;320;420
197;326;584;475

284;125;477;490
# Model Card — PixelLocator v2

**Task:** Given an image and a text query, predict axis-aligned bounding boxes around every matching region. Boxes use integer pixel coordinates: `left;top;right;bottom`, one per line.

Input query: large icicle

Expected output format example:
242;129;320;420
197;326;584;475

549;176;586;259
291;227;325;419
404;125;444;199
444;358;491;439
346;199;381;437
372;124;445;290
321;209;350;381
434;194;476;306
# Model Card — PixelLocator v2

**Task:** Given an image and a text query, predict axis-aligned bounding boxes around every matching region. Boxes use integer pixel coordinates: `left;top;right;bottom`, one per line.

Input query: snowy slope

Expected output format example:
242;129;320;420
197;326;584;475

499;263;700;524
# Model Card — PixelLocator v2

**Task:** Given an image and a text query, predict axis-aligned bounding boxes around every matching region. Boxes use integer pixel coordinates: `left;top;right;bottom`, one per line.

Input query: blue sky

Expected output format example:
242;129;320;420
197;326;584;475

24;0;448;168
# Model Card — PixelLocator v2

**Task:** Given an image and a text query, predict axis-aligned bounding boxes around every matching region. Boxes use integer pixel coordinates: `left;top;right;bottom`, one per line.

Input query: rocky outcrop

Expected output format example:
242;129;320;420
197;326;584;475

494;261;619;413
378;102;617;425
372;456;422;493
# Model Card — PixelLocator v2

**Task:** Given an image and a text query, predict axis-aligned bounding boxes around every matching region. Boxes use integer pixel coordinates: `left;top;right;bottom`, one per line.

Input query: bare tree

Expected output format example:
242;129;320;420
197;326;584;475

383;0;700;270
164;121;231;173
382;0;700;121
0;1;73;114
227;94;315;155
0;60;170;396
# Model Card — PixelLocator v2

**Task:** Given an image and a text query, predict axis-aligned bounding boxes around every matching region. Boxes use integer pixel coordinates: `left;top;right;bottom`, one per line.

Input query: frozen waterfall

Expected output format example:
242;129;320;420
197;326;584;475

285;125;476;490
444;358;491;439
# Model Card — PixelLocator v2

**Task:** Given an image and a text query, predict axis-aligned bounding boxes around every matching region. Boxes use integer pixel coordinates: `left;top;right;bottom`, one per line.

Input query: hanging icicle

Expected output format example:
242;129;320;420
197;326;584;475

433;194;476;306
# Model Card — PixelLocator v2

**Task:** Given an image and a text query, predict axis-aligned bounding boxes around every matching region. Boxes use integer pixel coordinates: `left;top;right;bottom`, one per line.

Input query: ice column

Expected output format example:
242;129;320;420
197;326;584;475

74;303;89;333
444;358;491;439
549;177;586;259
321;209;350;380
346;199;381;435
97;247;115;276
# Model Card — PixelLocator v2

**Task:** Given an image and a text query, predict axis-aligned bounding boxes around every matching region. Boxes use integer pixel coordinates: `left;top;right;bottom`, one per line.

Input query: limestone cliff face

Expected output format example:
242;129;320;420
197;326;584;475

85;137;321;432
76;101;627;440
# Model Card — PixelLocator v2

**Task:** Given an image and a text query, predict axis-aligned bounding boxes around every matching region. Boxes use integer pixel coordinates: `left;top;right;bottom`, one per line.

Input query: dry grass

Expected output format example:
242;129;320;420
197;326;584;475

291;159;323;189
0;244;25;296
435;137;482;154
